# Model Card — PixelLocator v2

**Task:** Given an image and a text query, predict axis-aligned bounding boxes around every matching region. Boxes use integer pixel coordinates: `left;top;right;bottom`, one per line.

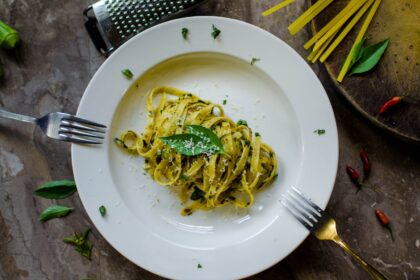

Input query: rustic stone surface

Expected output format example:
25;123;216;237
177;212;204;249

0;0;419;279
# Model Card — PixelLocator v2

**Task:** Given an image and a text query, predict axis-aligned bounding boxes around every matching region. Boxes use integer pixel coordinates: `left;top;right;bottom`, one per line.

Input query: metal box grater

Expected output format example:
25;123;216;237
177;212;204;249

84;0;208;56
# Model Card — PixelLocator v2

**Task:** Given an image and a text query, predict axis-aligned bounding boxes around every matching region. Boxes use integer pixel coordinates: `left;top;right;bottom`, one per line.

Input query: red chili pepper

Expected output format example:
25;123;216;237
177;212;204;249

375;209;394;241
379;96;402;114
359;151;370;179
346;165;362;191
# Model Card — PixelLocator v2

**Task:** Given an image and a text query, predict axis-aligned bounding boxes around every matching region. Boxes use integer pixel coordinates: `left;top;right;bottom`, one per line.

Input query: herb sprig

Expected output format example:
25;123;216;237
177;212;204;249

63;229;93;260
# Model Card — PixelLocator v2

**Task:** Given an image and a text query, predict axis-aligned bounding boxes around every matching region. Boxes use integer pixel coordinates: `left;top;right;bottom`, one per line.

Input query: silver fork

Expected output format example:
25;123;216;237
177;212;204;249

282;187;388;280
0;109;106;144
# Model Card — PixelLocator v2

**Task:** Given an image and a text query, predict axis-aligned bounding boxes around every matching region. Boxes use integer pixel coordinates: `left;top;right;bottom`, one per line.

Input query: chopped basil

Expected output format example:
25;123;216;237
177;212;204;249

181;27;189;40
255;132;260;137
99;205;106;217
197;263;203;269
244;139;251;146
190;187;205;201
237;119;248;126
222;99;227;105
211;24;221;39
180;174;189;180
250;57;260;65
350;38;390;75
121;69;133;79
314;129;326;135
114;137;128;149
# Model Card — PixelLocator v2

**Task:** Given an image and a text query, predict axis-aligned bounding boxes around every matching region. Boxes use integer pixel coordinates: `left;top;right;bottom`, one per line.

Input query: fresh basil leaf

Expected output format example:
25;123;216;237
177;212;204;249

351;38;365;65
350;38;390;75
186;125;224;154
181;27;189;40
160;134;213;156
34;180;76;199
39;205;72;221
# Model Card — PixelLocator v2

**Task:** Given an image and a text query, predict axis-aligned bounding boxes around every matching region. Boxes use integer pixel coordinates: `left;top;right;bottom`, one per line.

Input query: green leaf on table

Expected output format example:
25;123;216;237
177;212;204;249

160;125;224;156
350;38;390;75
0;20;20;49
34;180;76;199
39;205;72;221
63;228;93;260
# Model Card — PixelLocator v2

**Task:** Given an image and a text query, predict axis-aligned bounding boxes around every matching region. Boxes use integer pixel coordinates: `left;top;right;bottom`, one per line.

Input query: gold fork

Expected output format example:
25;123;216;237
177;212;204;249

282;187;387;280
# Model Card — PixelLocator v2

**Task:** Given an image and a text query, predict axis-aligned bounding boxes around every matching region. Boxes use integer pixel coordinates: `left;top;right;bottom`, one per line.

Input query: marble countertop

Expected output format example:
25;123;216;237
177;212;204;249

0;0;418;279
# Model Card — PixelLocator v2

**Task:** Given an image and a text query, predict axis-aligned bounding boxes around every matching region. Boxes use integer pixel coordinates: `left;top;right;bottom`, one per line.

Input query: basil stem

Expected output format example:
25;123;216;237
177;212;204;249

34;180;76;199
0;20;20;49
39;205;73;221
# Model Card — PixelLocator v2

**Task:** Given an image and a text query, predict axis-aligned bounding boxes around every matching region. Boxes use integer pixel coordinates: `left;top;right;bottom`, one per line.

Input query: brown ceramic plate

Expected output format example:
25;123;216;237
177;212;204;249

310;0;420;143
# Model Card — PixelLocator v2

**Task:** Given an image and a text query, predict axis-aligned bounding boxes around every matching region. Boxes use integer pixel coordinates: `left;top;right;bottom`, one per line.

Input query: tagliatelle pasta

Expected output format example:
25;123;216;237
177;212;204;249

115;87;278;216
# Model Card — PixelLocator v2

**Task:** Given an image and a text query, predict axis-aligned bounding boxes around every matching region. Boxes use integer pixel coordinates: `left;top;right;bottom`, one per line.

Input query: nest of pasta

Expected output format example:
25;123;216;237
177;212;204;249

116;86;277;215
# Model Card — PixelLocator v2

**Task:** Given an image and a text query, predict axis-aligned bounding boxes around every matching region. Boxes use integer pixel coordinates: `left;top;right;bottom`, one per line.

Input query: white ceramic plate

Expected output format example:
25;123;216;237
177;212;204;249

72;16;338;279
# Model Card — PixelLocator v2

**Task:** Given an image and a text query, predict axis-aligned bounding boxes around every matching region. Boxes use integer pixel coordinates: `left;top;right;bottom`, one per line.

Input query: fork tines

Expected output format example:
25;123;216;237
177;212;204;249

59;115;106;144
281;187;324;232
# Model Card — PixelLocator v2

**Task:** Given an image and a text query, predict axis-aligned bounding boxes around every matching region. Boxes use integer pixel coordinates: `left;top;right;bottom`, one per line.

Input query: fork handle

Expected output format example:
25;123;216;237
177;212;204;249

333;237;388;280
0;109;37;124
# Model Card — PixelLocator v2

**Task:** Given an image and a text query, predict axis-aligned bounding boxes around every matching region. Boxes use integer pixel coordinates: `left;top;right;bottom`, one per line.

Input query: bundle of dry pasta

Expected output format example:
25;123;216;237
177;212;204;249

262;0;382;82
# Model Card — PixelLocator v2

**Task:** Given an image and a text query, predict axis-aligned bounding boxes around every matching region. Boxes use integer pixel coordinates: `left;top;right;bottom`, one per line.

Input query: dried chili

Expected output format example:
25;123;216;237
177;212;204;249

375;209;394;241
359;151;370;179
346;165;362;191
379;96;402;114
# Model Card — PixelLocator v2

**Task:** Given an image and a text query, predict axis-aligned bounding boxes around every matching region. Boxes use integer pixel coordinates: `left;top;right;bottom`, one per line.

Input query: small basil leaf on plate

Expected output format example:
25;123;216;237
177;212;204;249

39;205;73;221
99;205;106;216
350;38;390;75
34;180;76;199
186;125;224;154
